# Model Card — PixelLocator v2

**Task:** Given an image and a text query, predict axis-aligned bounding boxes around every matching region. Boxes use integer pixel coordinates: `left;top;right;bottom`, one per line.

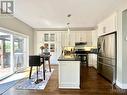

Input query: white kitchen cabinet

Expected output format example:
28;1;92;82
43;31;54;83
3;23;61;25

88;54;93;66
97;12;117;36
92;54;97;69
86;31;92;46
61;31;92;47
88;54;97;69
70;32;76;46
62;32;68;46
75;32;81;42
35;31;62;64
59;61;80;89
61;31;76;46
92;30;98;47
74;31;92;46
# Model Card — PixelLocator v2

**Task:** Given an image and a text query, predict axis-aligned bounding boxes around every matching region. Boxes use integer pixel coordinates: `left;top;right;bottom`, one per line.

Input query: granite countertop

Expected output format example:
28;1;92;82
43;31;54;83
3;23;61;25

58;54;80;61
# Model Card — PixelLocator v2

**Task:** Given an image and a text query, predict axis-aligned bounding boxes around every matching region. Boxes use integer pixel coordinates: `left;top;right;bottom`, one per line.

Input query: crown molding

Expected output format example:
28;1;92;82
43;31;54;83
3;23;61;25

34;27;97;31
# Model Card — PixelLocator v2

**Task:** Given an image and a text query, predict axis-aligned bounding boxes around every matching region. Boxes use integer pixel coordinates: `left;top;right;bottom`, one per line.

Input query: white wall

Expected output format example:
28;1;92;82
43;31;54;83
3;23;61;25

116;1;127;89
0;15;34;54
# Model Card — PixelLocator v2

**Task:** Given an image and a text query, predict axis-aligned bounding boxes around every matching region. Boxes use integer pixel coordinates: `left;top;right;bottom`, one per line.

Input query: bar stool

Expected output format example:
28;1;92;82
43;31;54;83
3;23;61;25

29;55;45;84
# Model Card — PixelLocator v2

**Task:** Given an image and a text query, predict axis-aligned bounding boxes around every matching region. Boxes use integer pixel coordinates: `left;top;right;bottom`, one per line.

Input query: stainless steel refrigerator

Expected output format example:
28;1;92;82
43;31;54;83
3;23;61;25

97;32;117;84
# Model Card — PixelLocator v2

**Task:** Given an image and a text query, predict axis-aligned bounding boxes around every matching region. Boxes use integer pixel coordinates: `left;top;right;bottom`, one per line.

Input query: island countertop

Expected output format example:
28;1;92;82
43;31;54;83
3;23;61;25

58;54;80;61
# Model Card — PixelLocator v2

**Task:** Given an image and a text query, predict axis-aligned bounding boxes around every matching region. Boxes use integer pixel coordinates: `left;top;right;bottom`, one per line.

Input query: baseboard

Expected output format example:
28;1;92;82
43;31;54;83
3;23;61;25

59;83;80;89
116;80;127;89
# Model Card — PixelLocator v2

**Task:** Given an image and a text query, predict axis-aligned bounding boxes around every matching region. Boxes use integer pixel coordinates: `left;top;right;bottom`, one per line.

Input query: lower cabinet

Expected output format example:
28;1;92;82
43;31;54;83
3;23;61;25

88;54;97;68
58;61;80;89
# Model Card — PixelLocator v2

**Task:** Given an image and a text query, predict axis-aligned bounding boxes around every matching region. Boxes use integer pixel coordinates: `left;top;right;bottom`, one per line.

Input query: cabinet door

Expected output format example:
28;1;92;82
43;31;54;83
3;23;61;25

80;32;87;42
61;31;73;46
88;54;93;66
97;22;105;36
61;32;69;46
70;32;75;46
92;54;97;69
75;32;81;42
97;13;117;36
88;54;97;68
92;30;98;47
86;31;92;46
36;31;62;64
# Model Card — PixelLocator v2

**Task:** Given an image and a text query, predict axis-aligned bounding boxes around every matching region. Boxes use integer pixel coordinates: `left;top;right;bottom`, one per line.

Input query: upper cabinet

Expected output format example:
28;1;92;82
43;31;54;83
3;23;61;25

61;31;92;47
92;30;98;47
97;12;117;36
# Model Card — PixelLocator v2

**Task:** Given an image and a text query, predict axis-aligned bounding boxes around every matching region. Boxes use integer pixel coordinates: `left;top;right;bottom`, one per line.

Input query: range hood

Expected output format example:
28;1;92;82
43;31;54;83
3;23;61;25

75;42;87;46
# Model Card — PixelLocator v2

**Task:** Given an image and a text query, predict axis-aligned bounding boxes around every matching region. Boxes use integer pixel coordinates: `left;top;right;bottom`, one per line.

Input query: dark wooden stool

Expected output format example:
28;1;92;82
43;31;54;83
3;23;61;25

29;55;45;84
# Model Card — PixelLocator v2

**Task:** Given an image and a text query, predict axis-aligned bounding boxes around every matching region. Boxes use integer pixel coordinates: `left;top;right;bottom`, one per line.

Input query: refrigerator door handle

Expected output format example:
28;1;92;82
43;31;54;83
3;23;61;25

103;39;105;54
101;39;104;53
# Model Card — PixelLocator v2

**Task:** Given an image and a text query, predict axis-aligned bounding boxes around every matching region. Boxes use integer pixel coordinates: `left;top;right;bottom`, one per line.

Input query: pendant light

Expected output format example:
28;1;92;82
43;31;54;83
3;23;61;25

67;14;71;46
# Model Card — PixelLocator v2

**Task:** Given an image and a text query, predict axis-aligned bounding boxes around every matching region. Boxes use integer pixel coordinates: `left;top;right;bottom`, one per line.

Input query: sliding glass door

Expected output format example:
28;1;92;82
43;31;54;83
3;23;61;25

0;30;28;80
0;32;12;80
13;36;27;72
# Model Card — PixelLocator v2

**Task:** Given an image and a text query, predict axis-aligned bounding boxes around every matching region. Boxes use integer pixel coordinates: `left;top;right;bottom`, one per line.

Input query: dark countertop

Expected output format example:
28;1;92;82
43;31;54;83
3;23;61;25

58;54;80;61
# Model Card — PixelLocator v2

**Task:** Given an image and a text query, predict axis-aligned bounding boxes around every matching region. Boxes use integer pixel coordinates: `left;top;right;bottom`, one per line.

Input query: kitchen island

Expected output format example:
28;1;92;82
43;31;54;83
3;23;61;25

58;54;80;89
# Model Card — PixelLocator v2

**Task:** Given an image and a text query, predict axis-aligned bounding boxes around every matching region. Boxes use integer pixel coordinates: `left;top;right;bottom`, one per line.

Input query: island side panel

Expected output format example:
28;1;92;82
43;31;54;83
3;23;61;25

58;61;80;89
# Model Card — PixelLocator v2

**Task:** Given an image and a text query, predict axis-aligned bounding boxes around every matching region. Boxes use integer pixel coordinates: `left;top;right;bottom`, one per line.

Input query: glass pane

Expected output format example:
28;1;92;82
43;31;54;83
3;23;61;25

50;43;55;52
0;32;12;79
14;36;26;71
44;34;49;42
50;34;55;41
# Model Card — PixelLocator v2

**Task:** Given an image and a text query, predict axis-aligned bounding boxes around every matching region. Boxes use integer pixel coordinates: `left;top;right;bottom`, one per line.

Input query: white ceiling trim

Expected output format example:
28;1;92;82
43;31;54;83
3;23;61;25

34;27;96;31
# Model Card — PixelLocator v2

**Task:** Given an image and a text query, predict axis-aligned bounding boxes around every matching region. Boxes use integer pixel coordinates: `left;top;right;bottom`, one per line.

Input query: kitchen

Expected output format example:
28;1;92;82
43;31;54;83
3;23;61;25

34;11;122;90
0;0;127;95
34;12;116;89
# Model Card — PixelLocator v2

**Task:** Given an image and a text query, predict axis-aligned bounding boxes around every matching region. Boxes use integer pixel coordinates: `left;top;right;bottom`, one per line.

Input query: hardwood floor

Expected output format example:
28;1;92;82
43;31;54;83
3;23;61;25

3;64;127;95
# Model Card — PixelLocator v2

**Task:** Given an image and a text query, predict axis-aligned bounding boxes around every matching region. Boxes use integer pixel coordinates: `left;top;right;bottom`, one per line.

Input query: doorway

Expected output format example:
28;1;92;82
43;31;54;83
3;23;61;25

0;30;28;80
0;32;12;80
13;35;27;72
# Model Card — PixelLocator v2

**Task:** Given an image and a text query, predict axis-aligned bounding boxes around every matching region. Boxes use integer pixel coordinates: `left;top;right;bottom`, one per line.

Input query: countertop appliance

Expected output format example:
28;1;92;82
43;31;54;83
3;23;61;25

97;32;117;84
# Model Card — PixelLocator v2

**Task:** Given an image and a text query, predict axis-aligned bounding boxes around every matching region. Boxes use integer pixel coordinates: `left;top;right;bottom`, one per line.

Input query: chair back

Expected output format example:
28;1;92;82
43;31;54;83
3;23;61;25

29;55;41;66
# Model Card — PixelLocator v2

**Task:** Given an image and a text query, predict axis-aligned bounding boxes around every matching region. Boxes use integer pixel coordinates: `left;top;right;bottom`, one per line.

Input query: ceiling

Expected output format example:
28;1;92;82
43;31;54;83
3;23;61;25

14;0;123;29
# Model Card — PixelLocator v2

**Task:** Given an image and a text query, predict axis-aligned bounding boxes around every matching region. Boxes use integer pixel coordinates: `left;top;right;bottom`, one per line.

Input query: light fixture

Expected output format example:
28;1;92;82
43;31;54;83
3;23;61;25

66;14;71;46
67;22;70;32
